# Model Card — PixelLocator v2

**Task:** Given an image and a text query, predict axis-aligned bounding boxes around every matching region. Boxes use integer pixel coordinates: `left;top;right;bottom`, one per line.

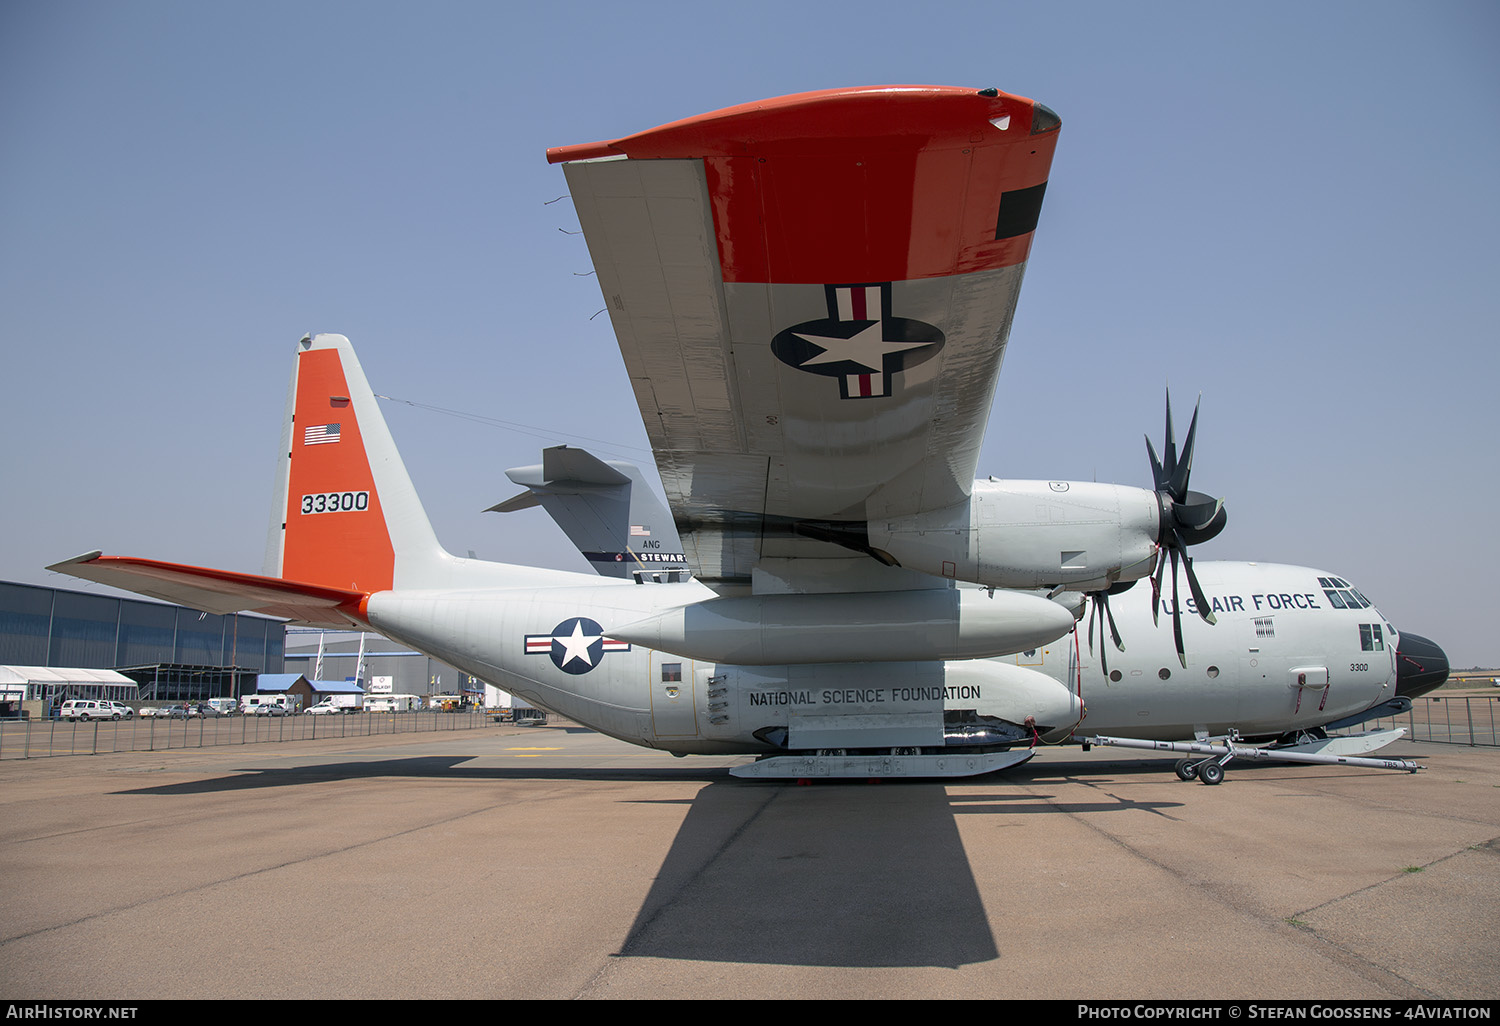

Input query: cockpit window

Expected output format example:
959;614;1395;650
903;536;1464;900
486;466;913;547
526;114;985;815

1323;584;1370;609
1359;624;1384;651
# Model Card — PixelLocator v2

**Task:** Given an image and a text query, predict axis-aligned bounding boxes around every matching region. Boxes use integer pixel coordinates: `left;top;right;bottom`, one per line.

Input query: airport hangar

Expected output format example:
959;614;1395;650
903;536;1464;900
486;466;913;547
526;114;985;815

0;579;480;716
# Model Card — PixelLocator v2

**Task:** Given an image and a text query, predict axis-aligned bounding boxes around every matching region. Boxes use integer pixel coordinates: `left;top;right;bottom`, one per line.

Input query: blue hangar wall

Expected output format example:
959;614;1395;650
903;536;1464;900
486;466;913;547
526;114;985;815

0;580;285;690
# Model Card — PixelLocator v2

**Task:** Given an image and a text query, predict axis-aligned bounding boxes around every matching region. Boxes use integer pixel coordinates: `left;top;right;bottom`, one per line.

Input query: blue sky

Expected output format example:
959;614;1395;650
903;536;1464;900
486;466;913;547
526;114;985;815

2;1;1497;666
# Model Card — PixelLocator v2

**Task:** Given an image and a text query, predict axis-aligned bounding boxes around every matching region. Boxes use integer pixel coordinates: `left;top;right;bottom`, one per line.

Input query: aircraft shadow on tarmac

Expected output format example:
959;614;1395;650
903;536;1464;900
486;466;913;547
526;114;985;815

107;752;1201;796
109;757;732;794
114;756;1187;969
612;778;1189;968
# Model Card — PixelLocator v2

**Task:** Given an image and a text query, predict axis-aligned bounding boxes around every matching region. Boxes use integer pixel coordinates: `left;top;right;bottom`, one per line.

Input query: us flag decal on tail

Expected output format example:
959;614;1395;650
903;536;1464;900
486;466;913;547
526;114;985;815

304;423;341;445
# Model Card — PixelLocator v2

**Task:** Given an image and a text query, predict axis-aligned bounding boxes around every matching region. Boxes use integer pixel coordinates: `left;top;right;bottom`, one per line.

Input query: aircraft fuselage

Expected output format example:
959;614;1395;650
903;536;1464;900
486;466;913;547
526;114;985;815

361;561;1403;756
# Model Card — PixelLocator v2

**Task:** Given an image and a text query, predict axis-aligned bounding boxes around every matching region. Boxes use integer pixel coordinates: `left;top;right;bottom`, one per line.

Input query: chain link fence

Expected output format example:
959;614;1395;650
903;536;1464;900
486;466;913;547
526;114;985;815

4;695;1495;760
0;708;500;759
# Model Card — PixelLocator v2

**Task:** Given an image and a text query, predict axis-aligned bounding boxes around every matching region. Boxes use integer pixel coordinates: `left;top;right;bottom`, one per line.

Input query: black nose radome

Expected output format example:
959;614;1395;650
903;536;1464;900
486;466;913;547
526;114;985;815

1395;632;1449;699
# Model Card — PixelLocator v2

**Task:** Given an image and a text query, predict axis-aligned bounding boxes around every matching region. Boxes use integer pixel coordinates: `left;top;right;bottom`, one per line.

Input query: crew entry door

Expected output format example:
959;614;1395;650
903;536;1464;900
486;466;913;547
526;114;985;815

650;654;698;738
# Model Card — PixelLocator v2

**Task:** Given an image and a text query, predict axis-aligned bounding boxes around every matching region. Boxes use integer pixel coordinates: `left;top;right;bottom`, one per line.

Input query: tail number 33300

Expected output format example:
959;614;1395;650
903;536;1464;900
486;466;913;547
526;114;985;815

301;491;370;515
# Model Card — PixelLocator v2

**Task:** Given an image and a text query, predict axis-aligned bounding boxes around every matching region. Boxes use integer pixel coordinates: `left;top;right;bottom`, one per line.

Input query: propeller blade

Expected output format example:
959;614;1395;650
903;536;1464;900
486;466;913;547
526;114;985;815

1103;590;1124;651
1170;547;1186;669
1150;547;1166;627
1163;390;1178;485
1178;539;1218;626
1167;398;1200;501
1145;435;1167;491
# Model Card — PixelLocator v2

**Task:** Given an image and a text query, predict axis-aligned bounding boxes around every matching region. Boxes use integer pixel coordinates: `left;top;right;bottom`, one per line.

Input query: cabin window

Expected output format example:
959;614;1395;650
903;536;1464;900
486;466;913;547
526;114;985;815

660;663;682;682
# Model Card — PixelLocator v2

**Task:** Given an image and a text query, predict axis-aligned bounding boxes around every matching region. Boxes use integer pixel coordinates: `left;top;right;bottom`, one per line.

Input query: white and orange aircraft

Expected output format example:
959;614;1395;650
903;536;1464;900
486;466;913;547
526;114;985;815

49;86;1448;779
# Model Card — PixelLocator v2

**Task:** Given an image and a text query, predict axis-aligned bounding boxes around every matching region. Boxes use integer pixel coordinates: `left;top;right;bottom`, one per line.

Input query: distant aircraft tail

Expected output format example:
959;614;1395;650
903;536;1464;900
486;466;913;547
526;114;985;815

489;446;690;581
264;333;449;592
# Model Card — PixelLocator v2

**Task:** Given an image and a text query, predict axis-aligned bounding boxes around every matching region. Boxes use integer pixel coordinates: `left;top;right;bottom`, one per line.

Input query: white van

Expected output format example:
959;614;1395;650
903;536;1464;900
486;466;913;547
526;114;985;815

240;694;298;715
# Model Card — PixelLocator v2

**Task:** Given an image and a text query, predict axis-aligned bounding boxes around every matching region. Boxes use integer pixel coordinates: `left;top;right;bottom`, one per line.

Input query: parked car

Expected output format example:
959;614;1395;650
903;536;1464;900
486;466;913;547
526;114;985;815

253;703;290;716
141;706;187;719
60;700;120;721
306;702;343;716
103;701;135;720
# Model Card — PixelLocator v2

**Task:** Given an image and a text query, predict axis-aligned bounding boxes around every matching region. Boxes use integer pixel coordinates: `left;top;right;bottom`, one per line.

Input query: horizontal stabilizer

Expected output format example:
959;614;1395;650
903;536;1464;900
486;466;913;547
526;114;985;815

541;446;630;487
47;552;366;628
485;491;541;514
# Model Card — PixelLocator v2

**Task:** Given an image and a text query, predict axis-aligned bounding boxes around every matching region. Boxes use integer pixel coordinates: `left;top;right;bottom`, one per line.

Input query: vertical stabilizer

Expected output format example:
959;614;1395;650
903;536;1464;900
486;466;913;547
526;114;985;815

267;334;448;592
490;445;689;580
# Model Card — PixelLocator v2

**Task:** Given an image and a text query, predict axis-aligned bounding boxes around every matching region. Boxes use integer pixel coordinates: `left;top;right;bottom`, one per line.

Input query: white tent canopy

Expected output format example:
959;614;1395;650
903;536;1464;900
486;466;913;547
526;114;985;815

0;666;138;701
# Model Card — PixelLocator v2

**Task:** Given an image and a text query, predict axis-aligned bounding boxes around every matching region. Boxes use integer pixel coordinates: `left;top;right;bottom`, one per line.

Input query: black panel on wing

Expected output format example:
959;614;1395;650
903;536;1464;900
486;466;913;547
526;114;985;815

995;182;1048;240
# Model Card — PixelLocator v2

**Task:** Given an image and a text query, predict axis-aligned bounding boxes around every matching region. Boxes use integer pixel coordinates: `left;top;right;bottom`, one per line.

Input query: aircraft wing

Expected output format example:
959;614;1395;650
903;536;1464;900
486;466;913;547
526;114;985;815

550;86;1060;587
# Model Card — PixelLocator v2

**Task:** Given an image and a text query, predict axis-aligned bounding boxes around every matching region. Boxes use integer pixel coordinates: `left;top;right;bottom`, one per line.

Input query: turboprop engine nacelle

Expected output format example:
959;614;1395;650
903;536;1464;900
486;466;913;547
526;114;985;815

607;587;1076;665
866;480;1162;592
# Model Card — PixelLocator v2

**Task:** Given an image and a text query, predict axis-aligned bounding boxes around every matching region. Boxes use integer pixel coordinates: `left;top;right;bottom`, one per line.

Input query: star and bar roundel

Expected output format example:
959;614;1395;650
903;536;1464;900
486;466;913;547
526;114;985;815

524;617;631;675
771;283;944;400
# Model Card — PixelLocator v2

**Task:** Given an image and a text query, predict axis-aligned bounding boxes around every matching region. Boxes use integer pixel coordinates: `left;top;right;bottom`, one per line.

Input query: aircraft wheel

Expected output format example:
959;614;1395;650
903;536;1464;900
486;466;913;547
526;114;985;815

1199;762;1225;785
1175;759;1198;781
